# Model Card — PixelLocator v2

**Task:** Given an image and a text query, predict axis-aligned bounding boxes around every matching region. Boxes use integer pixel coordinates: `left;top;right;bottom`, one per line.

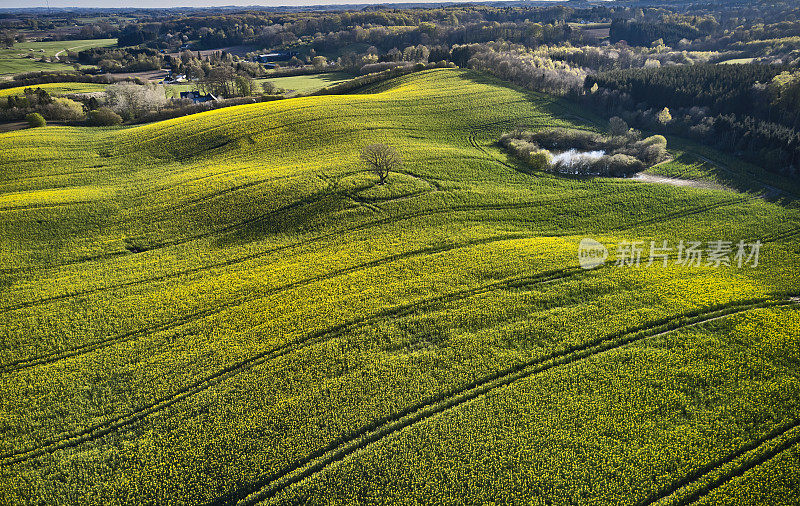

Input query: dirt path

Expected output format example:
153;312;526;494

631;172;727;191
0;121;27;134
55;41;109;58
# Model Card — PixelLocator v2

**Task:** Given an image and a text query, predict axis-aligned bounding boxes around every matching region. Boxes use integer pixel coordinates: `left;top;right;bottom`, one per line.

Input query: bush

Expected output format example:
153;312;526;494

630;135;669;165
260;81;284;95
41;97;85;121
86;107;123;126
609;116;628;136
597;154;645;176
313;62;454;96
25;112;45;127
359;61;414;75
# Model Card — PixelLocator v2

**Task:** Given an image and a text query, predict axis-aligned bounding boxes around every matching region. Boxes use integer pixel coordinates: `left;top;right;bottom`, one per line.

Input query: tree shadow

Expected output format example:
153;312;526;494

213;185;359;247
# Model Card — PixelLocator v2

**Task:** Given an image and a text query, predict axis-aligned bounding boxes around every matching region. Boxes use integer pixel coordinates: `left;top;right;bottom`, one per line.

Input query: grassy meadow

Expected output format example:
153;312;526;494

0;39;116;78
166;72;354;97
0;69;798;504
265;72;354;93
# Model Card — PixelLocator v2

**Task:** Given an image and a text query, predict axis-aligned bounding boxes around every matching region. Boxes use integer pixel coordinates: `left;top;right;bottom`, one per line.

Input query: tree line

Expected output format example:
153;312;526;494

584;64;800;177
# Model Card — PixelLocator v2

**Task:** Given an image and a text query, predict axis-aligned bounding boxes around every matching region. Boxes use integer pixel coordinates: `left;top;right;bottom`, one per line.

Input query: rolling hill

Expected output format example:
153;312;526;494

0;69;798;504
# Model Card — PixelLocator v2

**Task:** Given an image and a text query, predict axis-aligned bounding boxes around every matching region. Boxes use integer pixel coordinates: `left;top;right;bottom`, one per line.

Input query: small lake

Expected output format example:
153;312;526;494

551;149;606;167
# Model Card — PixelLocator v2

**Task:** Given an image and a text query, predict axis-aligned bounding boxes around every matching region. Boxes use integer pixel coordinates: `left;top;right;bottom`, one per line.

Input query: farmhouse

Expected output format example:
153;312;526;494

179;91;217;103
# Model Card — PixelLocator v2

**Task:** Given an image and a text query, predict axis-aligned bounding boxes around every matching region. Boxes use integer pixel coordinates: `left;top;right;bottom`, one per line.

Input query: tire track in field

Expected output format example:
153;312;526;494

2;183;557;275
0;190;326;273
0;234;533;374
0;200;97;213
0;184;618;312
215;297;799;505
614;196;755;230
0;181;783;318
690;153;800;202
0;180;788;314
0;197;552;310
0;266;585;466
639;417;800;506
172;176;296;209
469;132;517;172
348;194;382;213
762;225;800;243
0;168;107;188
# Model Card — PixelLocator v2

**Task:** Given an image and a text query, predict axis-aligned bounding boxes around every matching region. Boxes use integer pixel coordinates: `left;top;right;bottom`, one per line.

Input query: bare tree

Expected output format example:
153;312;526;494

360;144;402;185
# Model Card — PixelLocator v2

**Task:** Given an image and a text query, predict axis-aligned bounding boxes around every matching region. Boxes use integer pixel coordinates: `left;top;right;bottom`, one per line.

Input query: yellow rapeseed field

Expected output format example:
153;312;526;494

0;69;798;504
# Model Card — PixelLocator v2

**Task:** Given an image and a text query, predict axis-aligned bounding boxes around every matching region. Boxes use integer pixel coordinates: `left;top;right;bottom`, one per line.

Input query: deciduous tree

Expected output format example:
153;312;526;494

360;144;402;185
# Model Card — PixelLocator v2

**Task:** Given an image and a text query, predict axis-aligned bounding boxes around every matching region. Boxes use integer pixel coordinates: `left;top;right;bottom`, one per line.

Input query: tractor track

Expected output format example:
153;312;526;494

0;186;624;312
212;297;798;505
615;196;755;230
0;234;535;374
0;265;585;467
639;416;800;506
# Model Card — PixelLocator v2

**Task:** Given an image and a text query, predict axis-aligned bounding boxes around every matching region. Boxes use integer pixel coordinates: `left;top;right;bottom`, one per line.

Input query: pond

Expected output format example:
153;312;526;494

550;149;606;167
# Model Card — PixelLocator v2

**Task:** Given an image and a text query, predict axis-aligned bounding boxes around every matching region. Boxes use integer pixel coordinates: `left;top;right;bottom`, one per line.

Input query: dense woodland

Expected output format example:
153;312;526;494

1;1;799;177
583;63;800;174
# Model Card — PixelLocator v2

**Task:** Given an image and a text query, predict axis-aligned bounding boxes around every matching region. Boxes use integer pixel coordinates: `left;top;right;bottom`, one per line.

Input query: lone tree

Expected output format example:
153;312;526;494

360;143;402;185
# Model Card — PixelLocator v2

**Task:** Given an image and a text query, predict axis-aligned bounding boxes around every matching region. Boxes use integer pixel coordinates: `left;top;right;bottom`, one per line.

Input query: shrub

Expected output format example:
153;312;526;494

609;116;628;136
41;97;85;121
25;112;45;127
598;153;645;176
86;107;123;126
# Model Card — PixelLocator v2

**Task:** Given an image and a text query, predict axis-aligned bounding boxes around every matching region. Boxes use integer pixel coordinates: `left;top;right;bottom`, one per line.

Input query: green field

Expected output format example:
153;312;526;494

718;57;756;65
0;38;116;78
266;72;354;93
0;82;109;97
0;69;798;504
167;72;354;98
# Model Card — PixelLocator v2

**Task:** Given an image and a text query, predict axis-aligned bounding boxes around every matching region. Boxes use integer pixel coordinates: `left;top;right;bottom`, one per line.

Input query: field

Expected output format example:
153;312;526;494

717;58;756;65
166;72;354;97
0;82;109;97
0;69;798;504
0;38;116;78
265;72;354;93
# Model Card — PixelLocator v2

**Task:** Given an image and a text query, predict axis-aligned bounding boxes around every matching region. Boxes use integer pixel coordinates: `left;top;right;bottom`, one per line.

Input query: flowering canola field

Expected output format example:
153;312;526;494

0;69;798;504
